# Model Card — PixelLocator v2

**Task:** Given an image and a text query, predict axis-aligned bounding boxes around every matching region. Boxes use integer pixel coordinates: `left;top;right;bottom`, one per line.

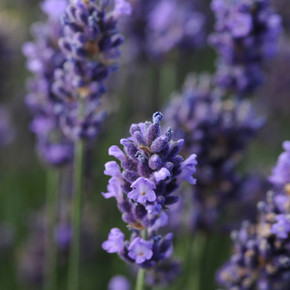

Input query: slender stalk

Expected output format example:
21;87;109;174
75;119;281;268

44;168;59;290
189;233;208;290
135;230;147;290
68;101;85;290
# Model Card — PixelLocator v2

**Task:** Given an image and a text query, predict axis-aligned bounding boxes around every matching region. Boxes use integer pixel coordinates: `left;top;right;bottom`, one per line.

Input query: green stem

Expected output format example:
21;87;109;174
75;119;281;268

44;169;59;290
135;230;147;290
190;233;208;290
68;102;85;290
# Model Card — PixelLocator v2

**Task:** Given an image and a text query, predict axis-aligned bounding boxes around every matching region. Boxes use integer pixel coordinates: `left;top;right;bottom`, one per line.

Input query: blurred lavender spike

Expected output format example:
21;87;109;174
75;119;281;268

217;141;290;289
164;73;265;233
23;0;73;166
119;0;205;62
210;0;282;96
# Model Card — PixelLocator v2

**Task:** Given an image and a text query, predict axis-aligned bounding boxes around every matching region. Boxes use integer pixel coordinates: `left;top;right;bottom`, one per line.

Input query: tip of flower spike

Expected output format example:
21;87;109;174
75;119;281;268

153;112;163;124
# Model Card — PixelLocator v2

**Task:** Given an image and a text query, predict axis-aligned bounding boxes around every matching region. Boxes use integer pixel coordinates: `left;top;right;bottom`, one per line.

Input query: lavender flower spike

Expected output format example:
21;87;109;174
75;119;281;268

53;0;131;141
102;112;197;285
217;141;290;290
164;73;264;232
23;0;72;166
210;0;282;95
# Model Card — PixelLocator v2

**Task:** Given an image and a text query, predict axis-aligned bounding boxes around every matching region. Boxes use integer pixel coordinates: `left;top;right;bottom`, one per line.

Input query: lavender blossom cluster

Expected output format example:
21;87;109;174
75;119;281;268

52;0;131;141
23;0;130;165
218;141;290;290
23;0;72;166
120;0;205;61
210;0;282;96
102;112;197;282
164;74;264;232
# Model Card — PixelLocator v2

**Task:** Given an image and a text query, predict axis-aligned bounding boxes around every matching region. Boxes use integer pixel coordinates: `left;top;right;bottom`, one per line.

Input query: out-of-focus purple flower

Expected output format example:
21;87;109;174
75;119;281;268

217;142;290;289
108;275;131;290
102;112;196;282
102;177;123;199
120;0;205;61
271;214;290;239
128;237;153;264
210;0;282;95
102;228;125;253
23;0;72;166
269;141;290;187
55;222;71;250
41;0;68;20
164;74;263;232
146;260;182;286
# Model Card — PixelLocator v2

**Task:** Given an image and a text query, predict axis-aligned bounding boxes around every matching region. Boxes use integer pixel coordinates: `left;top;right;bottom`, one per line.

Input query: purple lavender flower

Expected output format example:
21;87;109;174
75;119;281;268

119;0;205;61
210;0;282;95
164;74;263;232
23;0;72;166
269;141;290;187
103;112;197;231
108;275;131;290
217;142;290;289
271;214;290;239
127;177;156;203
52;0;130;141
102;228;125;253
128;237;153;264
102;112;196;282
146;260;182;286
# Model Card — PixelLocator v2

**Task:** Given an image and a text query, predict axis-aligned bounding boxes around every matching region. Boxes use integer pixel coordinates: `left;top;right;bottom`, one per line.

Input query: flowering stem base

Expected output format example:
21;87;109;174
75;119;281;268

44;168;59;290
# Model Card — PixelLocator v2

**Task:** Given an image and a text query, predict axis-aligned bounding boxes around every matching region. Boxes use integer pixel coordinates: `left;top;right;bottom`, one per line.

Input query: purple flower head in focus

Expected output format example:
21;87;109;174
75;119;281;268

103;111;197;230
102;112;196;278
